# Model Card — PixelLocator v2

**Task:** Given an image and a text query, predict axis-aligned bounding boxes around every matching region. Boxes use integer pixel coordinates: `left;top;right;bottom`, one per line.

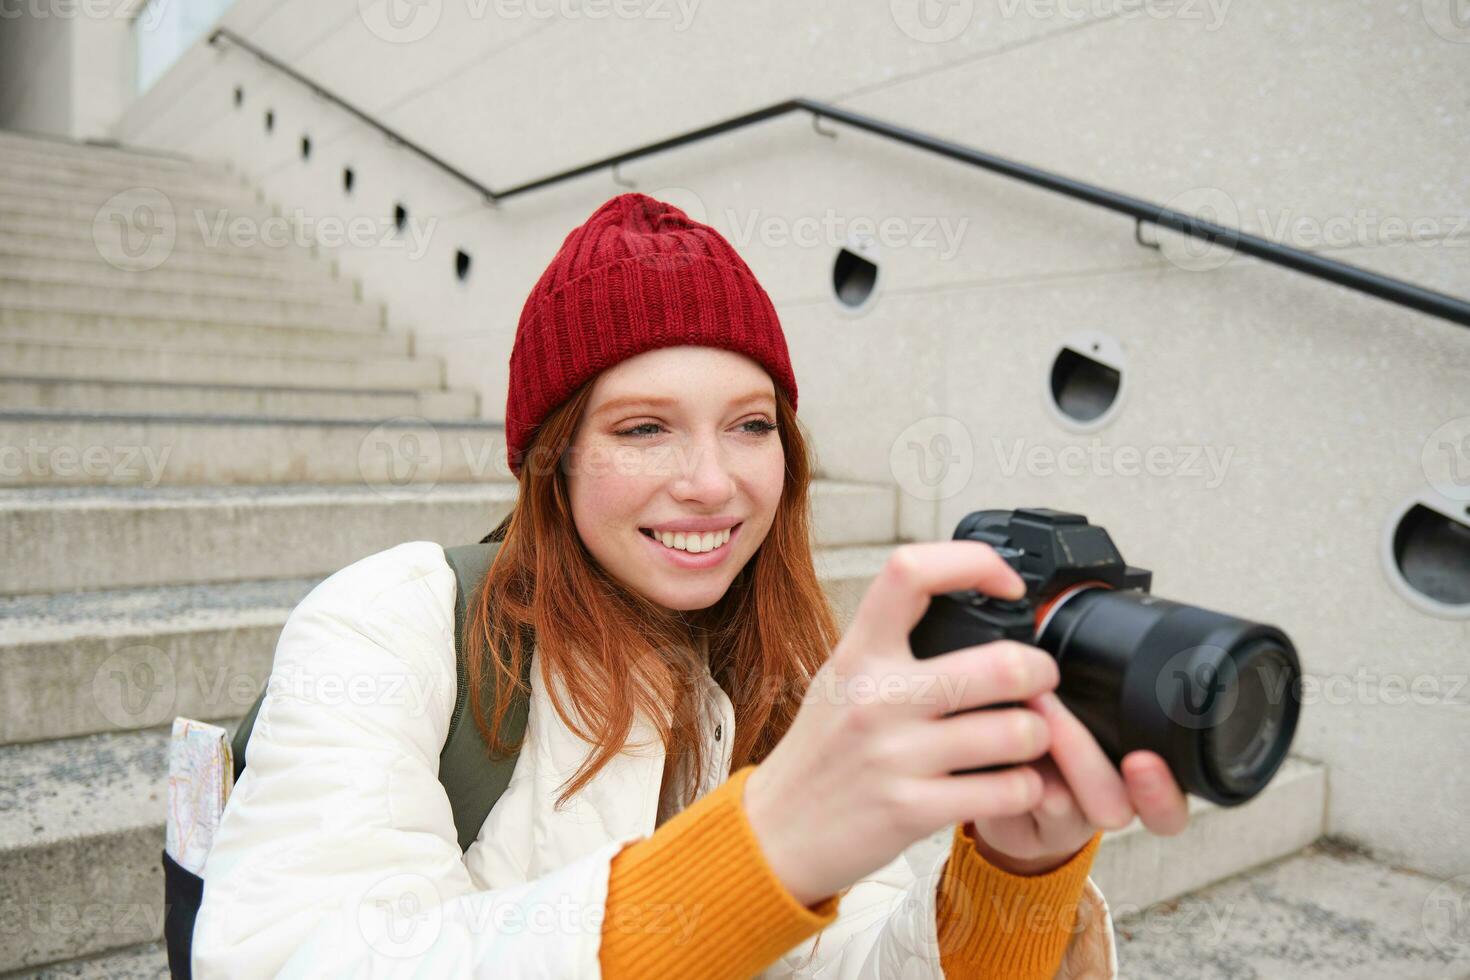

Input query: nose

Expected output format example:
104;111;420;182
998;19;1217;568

670;431;736;503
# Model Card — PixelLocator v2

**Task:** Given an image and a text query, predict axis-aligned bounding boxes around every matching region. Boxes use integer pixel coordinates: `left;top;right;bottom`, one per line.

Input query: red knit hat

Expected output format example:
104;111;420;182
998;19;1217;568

505;192;798;477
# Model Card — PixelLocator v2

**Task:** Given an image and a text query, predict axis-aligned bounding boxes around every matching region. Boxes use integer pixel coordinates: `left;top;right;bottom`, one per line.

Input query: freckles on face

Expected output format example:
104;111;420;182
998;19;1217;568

564;346;786;613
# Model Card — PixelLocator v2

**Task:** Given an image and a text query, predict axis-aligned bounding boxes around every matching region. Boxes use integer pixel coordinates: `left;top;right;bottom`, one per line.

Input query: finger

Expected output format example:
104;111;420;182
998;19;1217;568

1031;692;1134;830
1032;756;1081;824
925;641;1059;716
1121;751;1190;836
904;708;1049;776
921;765;1045;826
843;542;1026;662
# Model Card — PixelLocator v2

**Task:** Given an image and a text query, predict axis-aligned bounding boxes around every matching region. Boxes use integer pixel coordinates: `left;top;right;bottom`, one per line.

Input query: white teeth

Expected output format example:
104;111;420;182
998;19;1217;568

653;526;732;554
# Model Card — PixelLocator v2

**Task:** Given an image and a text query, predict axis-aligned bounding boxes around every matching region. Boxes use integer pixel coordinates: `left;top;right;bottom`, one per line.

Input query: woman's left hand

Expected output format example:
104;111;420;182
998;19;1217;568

968;691;1191;876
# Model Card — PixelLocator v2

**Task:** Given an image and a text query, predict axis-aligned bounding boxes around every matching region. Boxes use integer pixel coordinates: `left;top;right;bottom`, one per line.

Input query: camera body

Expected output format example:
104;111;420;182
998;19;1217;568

908;508;1302;806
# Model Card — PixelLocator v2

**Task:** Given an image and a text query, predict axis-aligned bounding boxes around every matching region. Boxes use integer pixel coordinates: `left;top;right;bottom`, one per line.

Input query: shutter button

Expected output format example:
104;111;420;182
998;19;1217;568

714;724;722;741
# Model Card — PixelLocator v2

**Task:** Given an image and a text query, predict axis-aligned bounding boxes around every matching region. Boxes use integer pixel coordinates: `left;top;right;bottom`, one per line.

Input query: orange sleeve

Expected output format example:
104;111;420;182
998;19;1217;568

600;762;841;979
937;822;1102;978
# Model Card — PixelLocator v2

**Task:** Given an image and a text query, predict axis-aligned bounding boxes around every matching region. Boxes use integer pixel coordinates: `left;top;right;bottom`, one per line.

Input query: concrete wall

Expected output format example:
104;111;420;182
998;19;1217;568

0;0;135;140
0;6;73;136
85;0;1470;875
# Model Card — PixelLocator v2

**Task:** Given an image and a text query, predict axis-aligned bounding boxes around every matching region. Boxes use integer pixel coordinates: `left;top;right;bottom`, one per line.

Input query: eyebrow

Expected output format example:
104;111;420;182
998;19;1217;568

593;390;775;419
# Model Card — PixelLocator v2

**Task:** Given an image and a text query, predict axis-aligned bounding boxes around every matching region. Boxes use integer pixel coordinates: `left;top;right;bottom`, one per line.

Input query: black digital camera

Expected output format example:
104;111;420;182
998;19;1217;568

908;508;1302;806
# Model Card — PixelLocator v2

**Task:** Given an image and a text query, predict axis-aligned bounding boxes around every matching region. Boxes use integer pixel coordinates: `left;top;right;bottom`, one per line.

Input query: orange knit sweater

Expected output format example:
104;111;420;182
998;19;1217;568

601;763;1101;978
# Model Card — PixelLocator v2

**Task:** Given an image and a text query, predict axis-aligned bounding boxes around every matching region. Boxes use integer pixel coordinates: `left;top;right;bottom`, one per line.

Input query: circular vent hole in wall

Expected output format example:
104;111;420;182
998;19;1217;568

265;110;274;133
301;136;311;160
394;204;408;233
343;167;355;194
1046;333;1126;430
233;86;243;107
456;250;472;282
832;236;879;312
1383;492;1470;617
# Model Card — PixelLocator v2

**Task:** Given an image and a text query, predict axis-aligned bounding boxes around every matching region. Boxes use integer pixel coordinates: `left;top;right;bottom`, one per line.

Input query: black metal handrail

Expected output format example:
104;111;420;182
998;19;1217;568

208;27;1470;330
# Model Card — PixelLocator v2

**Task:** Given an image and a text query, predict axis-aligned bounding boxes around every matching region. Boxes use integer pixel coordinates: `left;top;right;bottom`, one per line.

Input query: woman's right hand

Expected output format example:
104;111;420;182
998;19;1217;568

742;541;1062;906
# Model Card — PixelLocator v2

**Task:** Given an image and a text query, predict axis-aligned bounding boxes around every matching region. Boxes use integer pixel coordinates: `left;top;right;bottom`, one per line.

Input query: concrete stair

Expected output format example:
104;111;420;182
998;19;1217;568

0;478;897;592
0;261;359;302
0;379;477;419
0;130;1329;975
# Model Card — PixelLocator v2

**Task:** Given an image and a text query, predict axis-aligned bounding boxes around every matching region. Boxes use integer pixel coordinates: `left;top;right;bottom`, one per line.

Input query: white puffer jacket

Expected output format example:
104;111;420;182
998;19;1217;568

193;541;1118;978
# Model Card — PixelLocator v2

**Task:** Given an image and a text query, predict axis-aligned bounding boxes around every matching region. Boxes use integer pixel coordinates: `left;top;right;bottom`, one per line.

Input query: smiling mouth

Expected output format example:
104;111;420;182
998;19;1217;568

640;522;741;554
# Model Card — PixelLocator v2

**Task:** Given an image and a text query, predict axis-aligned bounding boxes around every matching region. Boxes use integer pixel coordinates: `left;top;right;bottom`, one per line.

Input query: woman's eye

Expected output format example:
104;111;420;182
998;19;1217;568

614;419;778;438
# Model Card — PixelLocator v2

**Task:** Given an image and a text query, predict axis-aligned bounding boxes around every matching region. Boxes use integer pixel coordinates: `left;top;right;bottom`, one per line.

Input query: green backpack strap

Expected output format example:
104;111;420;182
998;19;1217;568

439;541;534;852
229;542;534;854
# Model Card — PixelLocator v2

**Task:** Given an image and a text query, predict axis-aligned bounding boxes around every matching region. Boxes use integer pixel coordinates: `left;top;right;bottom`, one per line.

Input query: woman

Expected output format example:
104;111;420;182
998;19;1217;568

193;193;1189;978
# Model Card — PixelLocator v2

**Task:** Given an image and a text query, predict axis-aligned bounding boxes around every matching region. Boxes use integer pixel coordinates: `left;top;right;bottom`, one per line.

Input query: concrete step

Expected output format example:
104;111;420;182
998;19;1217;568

0;131;210;173
0;229;321;273
1089;756;1327;911
0;725;174;972
0;338;436;392
0;296;378;334
0;167;261;205
0;172;264;212
0;247;338;289
0;539;898;970
0;542;898;745
0;159;254;205
0;480;897;595
0;212;323;263
0;303;379;340
0;254;355;304
0;309;408;358
4;939;167;979
0;279;381;328
0;144;238;186
0;192;279;229
1114;838;1464;980
0;739;1324;973
0;410;501;488
0;377;478;420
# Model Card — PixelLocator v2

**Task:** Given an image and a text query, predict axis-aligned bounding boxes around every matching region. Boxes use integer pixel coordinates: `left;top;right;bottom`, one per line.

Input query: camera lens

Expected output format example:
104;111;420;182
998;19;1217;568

1038;588;1301;806
1202;640;1296;799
